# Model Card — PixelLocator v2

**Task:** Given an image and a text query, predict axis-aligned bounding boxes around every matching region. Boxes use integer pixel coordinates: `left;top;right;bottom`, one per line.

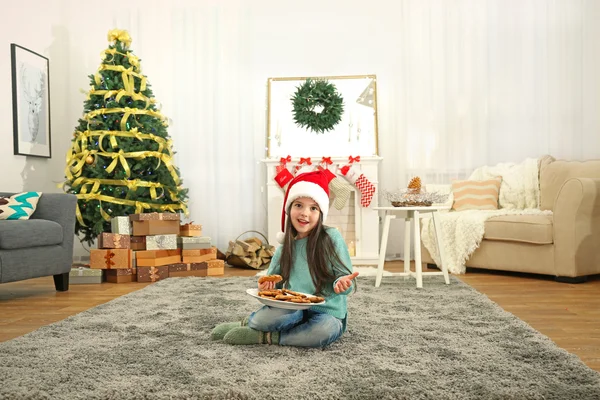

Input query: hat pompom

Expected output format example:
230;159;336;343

276;232;286;244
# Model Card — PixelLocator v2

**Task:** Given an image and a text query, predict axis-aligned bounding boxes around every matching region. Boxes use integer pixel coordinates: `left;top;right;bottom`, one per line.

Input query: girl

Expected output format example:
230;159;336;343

211;170;358;348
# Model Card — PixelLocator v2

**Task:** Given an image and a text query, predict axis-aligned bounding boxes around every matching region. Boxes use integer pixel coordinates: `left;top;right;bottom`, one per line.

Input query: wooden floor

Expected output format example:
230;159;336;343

1;262;599;372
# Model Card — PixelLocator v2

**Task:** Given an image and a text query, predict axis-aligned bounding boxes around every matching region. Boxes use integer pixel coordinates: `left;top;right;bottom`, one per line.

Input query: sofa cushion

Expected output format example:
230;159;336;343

451;177;502;211
0;192;42;220
0;219;64;250
483;214;553;244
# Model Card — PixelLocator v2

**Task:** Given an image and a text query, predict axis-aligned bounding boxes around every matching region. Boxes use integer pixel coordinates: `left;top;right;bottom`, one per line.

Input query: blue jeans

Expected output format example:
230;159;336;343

247;306;344;348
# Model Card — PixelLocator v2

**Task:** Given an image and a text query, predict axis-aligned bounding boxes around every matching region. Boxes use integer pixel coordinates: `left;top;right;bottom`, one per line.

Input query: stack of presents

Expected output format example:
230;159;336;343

70;212;224;284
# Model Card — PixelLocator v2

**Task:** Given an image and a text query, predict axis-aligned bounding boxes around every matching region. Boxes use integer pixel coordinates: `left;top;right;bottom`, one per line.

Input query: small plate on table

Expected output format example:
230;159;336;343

246;288;326;310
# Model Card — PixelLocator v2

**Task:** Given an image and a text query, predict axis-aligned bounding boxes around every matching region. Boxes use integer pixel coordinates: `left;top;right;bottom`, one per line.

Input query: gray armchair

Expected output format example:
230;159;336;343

0;192;77;291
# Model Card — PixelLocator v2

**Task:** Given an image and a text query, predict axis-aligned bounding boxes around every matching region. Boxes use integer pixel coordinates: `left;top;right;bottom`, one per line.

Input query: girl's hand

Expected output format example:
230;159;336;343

334;272;359;294
258;280;275;291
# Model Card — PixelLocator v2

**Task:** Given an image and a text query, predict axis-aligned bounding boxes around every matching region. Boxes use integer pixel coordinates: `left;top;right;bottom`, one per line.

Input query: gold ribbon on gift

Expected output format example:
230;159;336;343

104;250;116;269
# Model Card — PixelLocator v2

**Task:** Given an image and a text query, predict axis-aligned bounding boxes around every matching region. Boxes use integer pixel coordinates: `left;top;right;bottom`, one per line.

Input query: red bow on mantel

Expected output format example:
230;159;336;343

299;157;312;165
320;156;332;165
349;155;360;164
279;155;292;165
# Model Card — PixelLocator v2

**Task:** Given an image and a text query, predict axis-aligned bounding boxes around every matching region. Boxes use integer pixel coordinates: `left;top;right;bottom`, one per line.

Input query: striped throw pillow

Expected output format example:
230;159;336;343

451;177;502;211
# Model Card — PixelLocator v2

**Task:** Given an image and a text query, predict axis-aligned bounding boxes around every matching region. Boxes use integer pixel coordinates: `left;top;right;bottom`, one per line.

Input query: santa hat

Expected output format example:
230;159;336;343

276;170;332;243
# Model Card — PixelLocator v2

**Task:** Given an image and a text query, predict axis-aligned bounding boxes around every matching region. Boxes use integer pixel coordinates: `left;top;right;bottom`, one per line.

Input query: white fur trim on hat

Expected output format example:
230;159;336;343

284;180;330;223
276;232;286;244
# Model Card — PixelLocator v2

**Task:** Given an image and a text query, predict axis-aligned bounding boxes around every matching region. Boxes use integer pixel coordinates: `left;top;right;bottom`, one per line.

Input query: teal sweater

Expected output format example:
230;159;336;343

266;227;354;320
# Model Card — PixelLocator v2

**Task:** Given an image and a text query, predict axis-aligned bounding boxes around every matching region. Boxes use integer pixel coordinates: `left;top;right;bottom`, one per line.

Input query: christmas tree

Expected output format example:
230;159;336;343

64;29;188;245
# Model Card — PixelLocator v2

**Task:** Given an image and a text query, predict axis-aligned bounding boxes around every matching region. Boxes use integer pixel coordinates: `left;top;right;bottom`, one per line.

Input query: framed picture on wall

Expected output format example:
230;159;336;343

266;74;379;158
11;44;51;158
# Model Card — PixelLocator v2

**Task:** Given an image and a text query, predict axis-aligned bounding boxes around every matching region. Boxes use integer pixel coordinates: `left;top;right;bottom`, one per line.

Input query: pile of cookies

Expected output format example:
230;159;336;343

258;288;325;304
257;275;324;304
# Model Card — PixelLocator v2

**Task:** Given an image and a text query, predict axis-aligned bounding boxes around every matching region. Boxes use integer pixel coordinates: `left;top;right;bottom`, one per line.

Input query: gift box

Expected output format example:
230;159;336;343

130;236;146;251
168;262;208;277
146;234;178;250
97;232;131;249
179;223;202;237
182;253;217;264
111;216;132;235
207;259;225;276
136;249;181;267
90;249;132;269
137;266;169;282
181;247;217;263
132;220;180;236
129;212;180;221
104;268;137;283
177;236;212;250
69;267;103;284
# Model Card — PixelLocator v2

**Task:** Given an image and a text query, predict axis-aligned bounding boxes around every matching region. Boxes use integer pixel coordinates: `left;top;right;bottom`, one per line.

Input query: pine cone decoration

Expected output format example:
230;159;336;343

407;176;422;194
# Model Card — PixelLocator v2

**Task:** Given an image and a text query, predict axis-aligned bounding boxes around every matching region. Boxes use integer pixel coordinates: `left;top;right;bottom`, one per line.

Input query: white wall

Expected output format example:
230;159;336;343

1;1;599;260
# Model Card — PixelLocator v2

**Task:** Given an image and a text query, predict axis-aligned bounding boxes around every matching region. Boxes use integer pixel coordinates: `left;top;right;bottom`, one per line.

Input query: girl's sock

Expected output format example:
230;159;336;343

210;317;249;341
223;326;280;345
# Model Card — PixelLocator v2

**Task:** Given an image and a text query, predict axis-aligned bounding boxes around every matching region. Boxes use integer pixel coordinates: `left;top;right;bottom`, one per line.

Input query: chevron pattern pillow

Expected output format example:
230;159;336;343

0;192;42;220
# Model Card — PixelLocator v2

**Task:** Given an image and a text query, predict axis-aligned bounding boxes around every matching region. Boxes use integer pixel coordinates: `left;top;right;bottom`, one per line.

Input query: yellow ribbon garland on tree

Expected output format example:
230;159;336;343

74;192;188;227
65;28;188;229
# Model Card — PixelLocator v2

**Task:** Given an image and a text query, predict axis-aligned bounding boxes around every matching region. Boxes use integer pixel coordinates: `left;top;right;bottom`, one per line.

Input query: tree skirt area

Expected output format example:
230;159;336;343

1;276;599;400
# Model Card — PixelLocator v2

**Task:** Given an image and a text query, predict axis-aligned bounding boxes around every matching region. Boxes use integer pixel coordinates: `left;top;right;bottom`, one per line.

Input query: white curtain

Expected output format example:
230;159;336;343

52;0;600;256
381;0;600;191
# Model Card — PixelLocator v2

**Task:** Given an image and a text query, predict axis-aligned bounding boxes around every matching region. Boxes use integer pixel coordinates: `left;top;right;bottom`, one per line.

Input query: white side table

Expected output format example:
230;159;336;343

373;206;451;288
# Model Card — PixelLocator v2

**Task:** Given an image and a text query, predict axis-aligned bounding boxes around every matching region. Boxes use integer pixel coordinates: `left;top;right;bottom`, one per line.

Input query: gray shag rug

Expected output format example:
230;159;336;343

1;276;599;400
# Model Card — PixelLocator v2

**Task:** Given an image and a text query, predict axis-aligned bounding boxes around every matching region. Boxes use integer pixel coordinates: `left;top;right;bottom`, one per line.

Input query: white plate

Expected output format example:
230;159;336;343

246;288;326;310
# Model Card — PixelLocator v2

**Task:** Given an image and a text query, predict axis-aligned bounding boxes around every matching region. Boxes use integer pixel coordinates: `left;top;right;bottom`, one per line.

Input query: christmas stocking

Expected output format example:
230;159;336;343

274;157;293;191
319;167;353;210
340;164;376;207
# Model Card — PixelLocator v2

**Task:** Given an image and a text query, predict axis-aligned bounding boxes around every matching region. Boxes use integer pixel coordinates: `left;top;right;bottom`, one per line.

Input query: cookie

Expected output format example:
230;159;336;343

258;275;283;284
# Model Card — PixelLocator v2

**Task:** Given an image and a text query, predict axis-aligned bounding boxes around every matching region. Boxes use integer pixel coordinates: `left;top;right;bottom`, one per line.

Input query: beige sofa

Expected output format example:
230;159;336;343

421;156;600;282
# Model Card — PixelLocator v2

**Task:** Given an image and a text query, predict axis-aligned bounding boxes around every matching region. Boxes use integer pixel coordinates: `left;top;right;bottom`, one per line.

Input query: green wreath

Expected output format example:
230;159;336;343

291;79;344;134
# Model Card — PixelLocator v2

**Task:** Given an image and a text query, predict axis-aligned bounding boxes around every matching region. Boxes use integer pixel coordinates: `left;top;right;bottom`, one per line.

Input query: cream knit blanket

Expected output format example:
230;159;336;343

421;158;552;274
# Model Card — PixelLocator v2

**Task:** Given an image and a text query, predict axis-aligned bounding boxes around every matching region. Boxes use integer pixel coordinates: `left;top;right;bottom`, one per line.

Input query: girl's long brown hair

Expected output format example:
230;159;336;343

279;205;354;295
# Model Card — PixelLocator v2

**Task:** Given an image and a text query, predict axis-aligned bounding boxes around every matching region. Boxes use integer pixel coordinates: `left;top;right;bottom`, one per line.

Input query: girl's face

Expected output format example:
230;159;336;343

289;197;321;239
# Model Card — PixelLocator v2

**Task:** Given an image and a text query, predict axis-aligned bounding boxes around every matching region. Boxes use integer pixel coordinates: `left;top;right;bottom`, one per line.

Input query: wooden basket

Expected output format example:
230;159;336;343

225;230;275;270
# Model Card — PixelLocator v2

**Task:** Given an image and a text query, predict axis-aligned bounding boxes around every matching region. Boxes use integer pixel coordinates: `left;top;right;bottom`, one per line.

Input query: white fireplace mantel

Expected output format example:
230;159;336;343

261;156;382;265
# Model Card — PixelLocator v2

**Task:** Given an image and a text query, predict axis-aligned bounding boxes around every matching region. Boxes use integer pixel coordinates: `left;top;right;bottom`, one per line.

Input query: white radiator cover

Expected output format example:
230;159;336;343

262;156;382;265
